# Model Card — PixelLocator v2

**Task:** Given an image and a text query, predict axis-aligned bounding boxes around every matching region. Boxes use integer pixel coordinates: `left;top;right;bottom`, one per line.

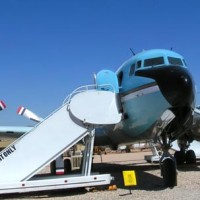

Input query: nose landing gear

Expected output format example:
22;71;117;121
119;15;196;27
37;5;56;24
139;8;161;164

156;133;177;188
160;151;177;188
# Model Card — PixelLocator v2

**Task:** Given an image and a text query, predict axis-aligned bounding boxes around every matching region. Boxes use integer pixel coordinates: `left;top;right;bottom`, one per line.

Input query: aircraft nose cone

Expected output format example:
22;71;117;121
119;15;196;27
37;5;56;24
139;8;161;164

136;66;195;107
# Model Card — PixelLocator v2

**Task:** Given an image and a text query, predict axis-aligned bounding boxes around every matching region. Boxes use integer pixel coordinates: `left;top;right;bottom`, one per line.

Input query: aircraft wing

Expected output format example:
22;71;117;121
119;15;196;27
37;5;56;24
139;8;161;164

0;126;32;137
0;126;32;149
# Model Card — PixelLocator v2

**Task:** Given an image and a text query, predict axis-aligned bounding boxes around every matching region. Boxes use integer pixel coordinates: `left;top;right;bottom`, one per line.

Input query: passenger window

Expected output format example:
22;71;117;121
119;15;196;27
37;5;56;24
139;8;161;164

117;71;123;87
129;64;135;76
137;60;142;69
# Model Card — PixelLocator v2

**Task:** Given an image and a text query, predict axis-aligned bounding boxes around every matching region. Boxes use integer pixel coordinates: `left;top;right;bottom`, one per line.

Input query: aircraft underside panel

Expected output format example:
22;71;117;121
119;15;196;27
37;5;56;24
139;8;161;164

0;88;121;183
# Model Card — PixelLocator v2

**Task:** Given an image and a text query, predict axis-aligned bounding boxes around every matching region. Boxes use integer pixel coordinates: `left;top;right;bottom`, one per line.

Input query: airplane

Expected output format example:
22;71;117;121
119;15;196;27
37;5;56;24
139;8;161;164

0;49;197;189
93;49;196;187
0;104;33;149
0;101;30;149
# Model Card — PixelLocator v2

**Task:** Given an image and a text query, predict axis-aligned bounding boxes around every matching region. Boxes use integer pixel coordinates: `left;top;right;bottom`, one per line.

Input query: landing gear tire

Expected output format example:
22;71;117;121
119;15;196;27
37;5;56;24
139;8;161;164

64;159;72;174
185;150;196;164
174;151;185;165
125;149;131;153
161;158;177;188
50;160;56;175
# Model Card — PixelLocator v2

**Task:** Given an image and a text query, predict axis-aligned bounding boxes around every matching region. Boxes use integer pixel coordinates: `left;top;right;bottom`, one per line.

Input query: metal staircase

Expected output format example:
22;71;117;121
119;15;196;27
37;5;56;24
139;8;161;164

0;85;121;189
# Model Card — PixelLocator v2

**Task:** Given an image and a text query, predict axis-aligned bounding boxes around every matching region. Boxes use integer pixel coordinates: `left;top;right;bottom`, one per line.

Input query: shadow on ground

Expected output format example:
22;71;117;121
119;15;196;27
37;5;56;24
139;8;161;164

0;188;88;199
92;162;166;191
177;160;200;172
0;162;165;199
1;161;200;199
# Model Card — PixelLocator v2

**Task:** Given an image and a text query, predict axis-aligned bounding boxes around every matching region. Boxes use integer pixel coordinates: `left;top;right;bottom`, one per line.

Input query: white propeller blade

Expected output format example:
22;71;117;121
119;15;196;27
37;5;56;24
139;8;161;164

0;100;6;111
17;106;43;122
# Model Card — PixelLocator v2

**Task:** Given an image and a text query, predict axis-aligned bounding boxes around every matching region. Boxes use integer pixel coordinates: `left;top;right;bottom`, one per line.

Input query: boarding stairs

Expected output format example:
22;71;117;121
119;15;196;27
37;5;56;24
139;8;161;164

0;84;121;193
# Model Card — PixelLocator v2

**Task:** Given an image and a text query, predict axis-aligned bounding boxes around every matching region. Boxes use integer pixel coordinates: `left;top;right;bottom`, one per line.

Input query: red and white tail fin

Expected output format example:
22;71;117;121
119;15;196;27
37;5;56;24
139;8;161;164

17;106;43;122
0;101;6;111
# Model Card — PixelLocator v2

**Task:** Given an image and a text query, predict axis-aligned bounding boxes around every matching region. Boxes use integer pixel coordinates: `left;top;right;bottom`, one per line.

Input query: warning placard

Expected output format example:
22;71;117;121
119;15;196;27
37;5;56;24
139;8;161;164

122;170;137;186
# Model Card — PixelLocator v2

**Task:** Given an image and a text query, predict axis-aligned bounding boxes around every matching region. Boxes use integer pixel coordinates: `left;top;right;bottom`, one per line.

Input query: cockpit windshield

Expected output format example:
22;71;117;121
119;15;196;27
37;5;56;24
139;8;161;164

168;57;183;66
144;57;164;67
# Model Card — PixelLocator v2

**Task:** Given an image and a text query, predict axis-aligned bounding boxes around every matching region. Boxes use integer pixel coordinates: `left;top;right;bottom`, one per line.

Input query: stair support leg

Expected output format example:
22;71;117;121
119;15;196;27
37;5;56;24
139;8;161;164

82;129;95;176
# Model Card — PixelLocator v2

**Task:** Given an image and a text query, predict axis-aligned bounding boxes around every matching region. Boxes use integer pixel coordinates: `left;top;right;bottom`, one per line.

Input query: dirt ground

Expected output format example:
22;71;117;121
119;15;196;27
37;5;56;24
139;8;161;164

1;150;200;200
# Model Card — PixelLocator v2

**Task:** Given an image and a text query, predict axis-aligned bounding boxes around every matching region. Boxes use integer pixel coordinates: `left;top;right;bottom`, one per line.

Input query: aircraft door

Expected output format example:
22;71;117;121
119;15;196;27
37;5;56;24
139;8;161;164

96;70;119;93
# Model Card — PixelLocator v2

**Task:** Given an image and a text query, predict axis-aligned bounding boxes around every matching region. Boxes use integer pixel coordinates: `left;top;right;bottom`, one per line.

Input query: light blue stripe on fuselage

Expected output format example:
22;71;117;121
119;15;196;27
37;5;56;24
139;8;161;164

121;84;159;102
119;84;170;139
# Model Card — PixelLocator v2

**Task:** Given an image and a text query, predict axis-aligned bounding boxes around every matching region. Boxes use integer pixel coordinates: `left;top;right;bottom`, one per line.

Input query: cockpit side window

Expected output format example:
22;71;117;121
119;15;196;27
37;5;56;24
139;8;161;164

144;57;164;67
168;57;183;66
137;60;142;69
183;59;187;66
129;63;135;76
117;71;123;87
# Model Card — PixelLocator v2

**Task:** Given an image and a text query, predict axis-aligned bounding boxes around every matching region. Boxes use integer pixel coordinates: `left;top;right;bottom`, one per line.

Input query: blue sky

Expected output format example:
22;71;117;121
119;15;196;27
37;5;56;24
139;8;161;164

0;0;200;126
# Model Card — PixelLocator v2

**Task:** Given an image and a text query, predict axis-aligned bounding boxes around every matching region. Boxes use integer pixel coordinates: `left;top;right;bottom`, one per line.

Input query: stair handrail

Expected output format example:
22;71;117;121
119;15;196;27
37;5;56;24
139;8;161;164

63;84;115;105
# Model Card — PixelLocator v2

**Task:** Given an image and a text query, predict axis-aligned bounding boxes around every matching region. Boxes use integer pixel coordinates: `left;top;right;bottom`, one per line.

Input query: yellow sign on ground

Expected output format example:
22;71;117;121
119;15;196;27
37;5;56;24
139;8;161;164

122;170;137;186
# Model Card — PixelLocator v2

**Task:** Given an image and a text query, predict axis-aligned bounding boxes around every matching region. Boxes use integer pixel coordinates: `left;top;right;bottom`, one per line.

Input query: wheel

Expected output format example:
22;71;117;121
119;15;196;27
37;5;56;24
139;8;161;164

185;150;196;164
174;151;185;165
125;148;131;153
161;158;177;188
64;159;72;174
50;160;56;175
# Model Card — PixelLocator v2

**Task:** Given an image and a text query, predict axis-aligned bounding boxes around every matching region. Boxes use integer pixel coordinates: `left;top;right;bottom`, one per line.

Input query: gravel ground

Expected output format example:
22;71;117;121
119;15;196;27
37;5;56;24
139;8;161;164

1;151;200;200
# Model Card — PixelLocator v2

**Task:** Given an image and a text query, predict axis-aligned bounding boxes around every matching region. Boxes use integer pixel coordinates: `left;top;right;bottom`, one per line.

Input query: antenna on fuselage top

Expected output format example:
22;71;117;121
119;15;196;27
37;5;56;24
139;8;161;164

93;73;97;86
170;47;173;50
129;48;135;56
